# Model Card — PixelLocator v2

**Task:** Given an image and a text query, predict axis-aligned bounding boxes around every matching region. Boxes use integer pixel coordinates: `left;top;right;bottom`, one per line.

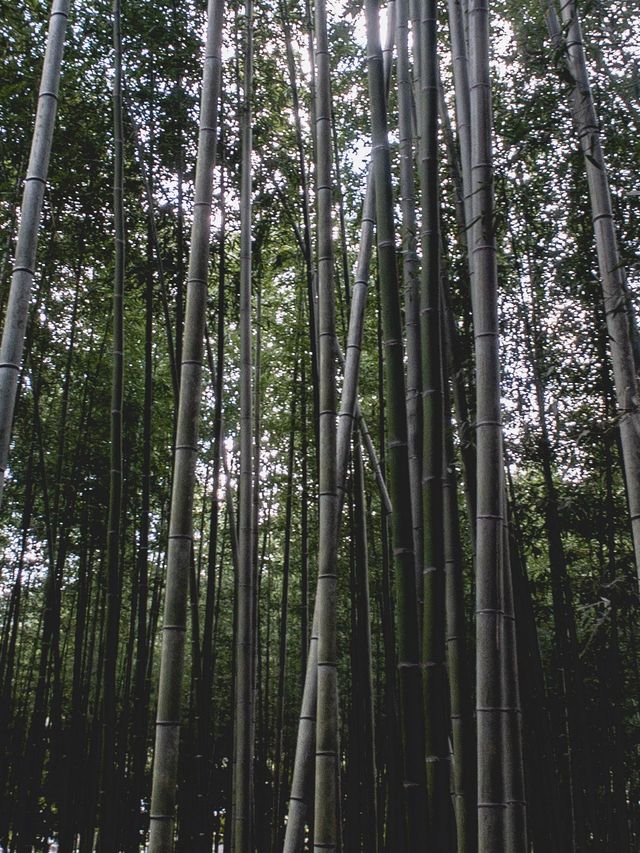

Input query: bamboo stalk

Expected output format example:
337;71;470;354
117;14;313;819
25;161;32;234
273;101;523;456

0;0;69;509
366;0;427;845
232;0;255;846
147;0;224;848
312;0;340;846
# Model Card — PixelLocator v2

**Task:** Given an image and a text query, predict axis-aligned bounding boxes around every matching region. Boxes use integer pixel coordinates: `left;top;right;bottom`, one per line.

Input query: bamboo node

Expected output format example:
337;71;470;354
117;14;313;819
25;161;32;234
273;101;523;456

476;706;520;713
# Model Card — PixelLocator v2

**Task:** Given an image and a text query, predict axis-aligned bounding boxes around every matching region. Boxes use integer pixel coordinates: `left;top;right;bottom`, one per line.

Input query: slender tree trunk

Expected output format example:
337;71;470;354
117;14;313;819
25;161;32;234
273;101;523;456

443;407;477;853
232;0;255;848
416;4;453;846
545;0;640;586
0;0;69;509
148;0;224;848
468;1;509;848
395;0;423;597
98;3;125;848
365;0;427;845
352;431;378;853
312;0;340;845
272;356;298;853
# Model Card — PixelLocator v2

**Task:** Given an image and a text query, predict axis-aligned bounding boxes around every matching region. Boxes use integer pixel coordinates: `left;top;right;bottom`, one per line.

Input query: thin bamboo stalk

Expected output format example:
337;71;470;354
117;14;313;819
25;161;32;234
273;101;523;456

232;0;255;844
98;1;125;847
312;0;340;846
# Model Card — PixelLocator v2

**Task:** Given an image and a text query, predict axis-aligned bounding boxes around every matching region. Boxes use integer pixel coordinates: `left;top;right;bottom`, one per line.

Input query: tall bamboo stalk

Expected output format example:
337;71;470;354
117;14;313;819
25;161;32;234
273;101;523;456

546;0;640;587
416;3;452;846
232;0;255;846
444;418;477;853
313;0;339;846
0;0;69;509
365;0;427;846
468;0;507;848
447;0;473;263
147;0;224;848
395;0;423;594
98;2;125;848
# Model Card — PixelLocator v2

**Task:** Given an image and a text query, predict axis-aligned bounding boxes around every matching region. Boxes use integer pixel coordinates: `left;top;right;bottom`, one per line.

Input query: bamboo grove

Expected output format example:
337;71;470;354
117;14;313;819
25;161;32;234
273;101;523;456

1;0;640;850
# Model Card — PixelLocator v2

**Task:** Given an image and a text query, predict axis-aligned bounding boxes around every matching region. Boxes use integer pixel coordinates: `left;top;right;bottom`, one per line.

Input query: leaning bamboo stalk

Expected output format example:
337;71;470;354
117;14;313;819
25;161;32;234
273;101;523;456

335;0;395;517
283;607;319;853
147;0;224;849
0;0;69;509
546;0;640;588
447;0;473;252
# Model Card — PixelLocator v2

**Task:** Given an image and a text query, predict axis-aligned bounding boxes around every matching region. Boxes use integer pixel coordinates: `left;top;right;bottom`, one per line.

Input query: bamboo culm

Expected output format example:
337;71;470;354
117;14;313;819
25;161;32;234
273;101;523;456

546;0;640;589
365;0;427;845
232;0;255;847
468;0;508;848
0;0;69;509
416;2;452;846
98;1;125;848
312;0;340;844
147;1;224;849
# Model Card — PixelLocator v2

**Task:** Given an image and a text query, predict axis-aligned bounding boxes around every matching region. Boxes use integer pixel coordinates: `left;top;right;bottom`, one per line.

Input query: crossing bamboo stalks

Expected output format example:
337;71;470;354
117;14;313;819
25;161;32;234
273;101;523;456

282;16;394;849
0;0;69;510
335;0;394;519
147;0;224;849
